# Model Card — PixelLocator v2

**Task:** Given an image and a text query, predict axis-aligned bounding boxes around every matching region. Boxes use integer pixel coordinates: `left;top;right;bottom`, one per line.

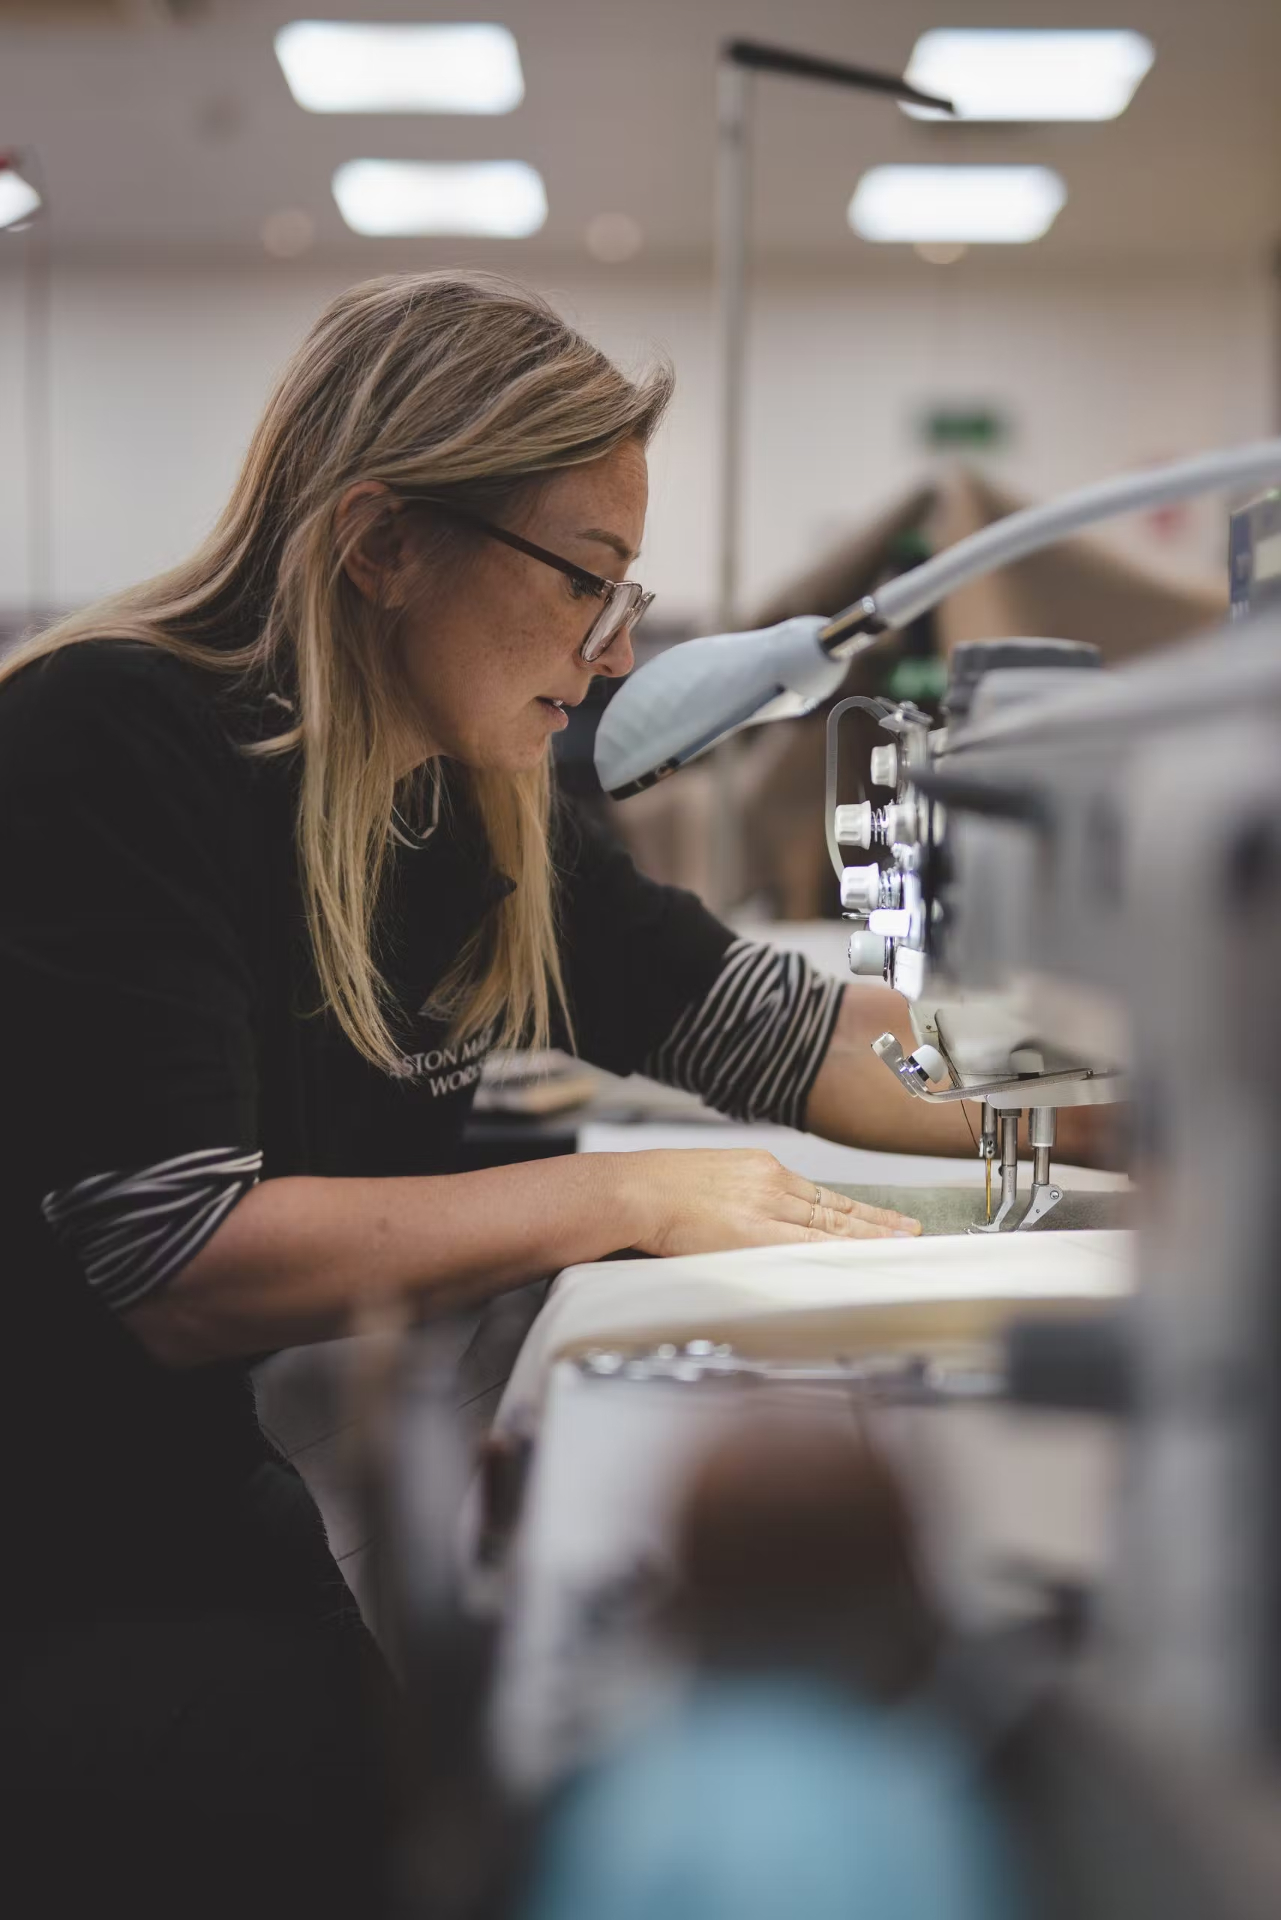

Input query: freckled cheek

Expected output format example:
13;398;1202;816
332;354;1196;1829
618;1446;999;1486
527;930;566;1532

490;615;570;700
404;621;517;716
402;588;574;747
453;654;544;758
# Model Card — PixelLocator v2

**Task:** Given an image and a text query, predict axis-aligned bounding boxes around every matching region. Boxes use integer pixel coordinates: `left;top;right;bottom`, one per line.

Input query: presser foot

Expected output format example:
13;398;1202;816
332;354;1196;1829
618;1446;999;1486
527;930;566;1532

968;1180;1065;1233
1018;1182;1064;1230
970;1186;1020;1233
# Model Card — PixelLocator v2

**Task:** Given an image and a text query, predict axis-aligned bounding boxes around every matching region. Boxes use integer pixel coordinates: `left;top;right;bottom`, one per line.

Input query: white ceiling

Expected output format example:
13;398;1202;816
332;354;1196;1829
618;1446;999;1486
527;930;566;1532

1;0;1279;270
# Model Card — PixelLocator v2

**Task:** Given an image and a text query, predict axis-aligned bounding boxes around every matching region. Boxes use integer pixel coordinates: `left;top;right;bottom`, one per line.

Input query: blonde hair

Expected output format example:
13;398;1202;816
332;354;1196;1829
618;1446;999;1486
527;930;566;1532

2;272;673;1069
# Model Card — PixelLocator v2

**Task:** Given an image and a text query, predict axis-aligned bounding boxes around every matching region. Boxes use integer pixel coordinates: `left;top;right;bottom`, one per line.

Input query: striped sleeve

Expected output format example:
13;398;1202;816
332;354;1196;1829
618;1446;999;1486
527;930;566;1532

643;938;845;1131
41;1145;262;1315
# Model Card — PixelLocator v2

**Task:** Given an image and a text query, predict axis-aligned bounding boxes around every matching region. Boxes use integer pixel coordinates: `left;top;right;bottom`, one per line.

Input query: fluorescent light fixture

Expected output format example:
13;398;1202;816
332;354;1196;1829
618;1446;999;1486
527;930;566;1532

849;166;1066;245
0;165;41;230
333;159;547;238
903;29;1154;122
275;20;524;114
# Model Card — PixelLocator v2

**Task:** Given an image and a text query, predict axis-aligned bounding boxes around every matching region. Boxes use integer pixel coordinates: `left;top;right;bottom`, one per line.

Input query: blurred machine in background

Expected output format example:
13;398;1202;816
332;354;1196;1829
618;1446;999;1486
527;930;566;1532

1229;488;1281;619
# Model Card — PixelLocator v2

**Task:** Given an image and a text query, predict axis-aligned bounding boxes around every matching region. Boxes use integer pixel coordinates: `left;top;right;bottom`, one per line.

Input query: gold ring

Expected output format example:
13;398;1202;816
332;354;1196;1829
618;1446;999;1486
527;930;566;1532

808;1186;821;1229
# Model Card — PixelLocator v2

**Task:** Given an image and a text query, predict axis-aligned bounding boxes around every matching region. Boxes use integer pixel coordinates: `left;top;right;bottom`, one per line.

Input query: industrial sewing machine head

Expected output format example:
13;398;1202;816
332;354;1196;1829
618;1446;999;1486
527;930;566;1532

828;637;1130;1231
596;450;1281;1236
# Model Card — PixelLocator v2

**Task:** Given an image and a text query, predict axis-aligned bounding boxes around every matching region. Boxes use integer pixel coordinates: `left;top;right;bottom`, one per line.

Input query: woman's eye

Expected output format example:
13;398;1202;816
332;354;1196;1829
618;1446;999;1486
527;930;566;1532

567;575;597;601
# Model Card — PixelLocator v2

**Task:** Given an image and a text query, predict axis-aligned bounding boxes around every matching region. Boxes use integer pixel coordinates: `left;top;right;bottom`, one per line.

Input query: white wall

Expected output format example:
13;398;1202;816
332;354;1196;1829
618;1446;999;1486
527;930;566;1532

0;256;1274;625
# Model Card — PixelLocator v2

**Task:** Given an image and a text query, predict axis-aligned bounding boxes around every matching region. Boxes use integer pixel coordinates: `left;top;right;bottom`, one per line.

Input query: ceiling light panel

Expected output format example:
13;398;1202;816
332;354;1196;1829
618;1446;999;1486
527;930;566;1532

333;160;547;238
0;167;41;231
903;30;1154;122
849;167;1067;245
275;21;524;114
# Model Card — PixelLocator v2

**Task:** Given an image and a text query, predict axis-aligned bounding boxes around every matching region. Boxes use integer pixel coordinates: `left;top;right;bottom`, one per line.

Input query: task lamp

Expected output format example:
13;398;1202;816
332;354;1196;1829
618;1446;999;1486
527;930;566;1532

597;439;1281;799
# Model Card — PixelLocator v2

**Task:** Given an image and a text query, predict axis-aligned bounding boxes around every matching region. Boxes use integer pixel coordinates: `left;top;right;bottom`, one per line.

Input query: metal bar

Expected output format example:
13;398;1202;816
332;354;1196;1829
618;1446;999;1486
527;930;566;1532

708;42;951;908
972;1111;1022;1233
709;58;752;909
1029;1103;1057;1188
981;1104;998;1224
15;154;52;622
715;58;750;635
907;1064;1113;1104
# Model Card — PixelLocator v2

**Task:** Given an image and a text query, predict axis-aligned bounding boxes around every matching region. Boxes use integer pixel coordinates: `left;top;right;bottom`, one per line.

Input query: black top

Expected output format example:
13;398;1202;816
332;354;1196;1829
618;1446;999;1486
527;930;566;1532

0;642;734;1622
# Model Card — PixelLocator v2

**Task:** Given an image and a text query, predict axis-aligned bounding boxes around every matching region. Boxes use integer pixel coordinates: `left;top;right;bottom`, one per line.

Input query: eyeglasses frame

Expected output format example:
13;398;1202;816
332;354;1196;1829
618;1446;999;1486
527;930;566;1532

397;493;654;663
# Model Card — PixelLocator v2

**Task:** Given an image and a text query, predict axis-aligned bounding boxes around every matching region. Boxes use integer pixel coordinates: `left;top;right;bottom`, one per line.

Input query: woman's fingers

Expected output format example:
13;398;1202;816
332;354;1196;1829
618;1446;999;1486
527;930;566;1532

782;1172;852;1212
779;1173;921;1238
820;1207;918;1240
849;1198;922;1235
759;1216;915;1248
777;1195;917;1241
628;1149;923;1258
840;1212;918;1240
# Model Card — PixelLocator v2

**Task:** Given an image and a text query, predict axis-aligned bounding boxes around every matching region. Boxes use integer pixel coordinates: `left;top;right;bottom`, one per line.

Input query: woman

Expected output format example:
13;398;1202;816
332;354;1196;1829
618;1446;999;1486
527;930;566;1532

0;271;1017;1909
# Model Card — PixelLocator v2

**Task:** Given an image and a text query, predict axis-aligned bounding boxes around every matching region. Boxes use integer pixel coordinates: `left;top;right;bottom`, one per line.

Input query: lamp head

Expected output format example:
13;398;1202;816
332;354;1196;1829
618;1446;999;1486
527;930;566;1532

594;616;847;798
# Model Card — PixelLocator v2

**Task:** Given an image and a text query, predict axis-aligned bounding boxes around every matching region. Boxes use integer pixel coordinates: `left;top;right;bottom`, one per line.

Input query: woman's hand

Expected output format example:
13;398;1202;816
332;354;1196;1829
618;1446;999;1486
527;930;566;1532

615;1148;921;1259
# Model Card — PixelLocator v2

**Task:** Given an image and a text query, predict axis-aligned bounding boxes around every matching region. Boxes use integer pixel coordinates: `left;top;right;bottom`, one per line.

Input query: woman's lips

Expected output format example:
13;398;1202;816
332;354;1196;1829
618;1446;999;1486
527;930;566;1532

536;696;569;730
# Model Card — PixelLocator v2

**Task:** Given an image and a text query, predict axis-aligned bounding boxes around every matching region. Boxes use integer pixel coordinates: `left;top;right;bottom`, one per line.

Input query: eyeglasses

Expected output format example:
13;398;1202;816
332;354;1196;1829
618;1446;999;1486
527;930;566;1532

401;494;654;664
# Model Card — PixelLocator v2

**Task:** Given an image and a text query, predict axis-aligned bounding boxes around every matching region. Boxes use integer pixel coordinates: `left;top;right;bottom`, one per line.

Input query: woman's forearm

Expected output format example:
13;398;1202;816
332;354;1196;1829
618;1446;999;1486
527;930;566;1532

126;1137;927;1368
126;1154;645;1367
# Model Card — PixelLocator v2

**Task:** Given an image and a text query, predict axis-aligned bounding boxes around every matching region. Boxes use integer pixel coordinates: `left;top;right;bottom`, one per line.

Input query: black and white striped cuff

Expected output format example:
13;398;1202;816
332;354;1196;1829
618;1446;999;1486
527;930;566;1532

644;937;845;1131
41;1145;262;1314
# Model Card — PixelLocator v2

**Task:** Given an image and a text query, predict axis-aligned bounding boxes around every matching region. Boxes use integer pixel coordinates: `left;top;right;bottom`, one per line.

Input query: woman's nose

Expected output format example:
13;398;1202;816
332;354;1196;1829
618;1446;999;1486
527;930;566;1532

591;628;635;680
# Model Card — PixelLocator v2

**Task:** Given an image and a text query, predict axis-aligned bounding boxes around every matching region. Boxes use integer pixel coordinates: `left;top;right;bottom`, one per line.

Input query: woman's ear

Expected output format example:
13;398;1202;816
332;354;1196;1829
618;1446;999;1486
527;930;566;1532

336;481;412;607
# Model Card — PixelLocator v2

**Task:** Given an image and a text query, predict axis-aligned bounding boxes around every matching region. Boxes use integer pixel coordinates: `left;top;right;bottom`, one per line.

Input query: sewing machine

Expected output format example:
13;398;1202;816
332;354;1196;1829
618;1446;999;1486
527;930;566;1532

595;447;1281;1241
830;636;1129;1231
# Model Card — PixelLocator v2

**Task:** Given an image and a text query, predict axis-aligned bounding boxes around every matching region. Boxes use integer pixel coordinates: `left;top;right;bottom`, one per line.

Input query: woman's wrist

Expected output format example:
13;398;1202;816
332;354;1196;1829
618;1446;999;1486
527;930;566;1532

589;1150;659;1256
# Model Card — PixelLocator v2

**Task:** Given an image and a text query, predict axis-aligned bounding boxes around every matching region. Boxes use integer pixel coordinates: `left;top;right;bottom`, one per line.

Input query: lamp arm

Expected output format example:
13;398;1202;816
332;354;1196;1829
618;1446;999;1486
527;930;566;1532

724;38;954;115
819;439;1281;654
596;438;1281;800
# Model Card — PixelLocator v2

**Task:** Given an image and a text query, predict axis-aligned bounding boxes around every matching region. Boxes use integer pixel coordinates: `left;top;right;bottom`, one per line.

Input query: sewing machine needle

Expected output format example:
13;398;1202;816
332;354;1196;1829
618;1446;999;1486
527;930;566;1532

985;1155;992;1223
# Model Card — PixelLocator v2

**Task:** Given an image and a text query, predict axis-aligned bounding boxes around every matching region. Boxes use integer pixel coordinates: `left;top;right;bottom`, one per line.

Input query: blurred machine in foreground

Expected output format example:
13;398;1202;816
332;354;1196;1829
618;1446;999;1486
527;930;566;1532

885;595;1281;1917
857;592;1281;1757
817;491;1281;1907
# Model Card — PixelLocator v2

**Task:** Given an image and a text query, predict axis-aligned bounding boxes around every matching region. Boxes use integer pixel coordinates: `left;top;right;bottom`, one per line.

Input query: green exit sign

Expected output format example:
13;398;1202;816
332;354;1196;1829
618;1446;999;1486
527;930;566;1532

920;405;1011;450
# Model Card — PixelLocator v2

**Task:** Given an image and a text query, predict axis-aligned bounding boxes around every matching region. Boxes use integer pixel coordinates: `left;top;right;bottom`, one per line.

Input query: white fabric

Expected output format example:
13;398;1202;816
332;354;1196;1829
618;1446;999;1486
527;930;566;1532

495;1227;1134;1430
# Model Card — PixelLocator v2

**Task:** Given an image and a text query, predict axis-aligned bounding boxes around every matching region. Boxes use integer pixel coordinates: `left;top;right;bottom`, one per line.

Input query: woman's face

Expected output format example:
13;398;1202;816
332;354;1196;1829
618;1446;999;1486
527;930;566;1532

391;439;649;774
